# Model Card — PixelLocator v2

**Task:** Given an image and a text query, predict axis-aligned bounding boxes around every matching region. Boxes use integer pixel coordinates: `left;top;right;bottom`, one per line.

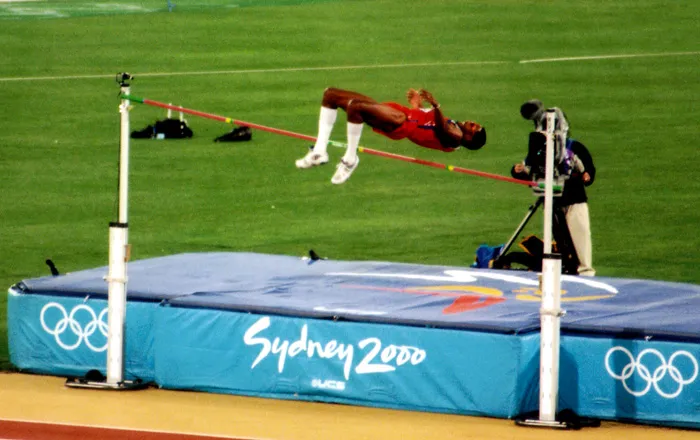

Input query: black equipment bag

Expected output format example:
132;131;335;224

213;126;252;142
131;118;193;139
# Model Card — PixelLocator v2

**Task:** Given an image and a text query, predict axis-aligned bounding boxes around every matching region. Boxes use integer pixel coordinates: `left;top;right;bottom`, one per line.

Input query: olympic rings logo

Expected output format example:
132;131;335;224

40;302;109;352
605;347;698;399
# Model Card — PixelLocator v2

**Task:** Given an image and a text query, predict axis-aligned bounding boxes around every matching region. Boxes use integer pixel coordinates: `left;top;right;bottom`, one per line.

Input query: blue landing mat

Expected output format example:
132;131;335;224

14;252;700;339
7;252;700;427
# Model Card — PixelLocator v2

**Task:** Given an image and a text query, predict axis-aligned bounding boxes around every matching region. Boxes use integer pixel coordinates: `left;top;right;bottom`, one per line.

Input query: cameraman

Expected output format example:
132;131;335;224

511;100;596;276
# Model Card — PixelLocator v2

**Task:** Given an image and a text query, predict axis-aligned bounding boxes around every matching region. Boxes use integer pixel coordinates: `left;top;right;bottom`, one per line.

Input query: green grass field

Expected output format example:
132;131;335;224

1;0;699;370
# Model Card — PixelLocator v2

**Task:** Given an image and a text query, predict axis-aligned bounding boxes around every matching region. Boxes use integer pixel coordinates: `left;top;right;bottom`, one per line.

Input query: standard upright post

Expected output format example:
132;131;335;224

106;221;128;384
542;111;556;257
533;110;565;426
66;73;145;390
538;110;561;421
515;110;568;429
105;79;131;385
117;86;131;226
539;253;562;422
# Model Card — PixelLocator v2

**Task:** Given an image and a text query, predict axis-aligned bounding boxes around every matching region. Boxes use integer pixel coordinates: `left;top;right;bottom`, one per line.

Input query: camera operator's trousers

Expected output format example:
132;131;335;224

562;202;595;276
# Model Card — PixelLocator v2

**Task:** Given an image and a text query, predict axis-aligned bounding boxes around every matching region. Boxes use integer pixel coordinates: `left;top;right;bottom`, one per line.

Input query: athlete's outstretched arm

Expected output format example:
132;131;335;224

419;89;461;148
406;88;422;109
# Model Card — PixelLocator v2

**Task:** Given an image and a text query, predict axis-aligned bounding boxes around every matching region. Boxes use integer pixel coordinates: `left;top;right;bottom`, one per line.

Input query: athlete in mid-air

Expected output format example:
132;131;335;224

295;87;487;184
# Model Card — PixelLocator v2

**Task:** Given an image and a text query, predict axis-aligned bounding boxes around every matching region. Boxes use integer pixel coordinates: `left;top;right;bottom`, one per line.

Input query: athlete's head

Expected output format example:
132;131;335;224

459;121;486;150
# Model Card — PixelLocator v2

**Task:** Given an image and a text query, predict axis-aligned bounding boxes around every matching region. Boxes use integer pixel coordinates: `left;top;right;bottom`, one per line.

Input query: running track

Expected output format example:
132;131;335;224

0;373;698;440
0;420;248;440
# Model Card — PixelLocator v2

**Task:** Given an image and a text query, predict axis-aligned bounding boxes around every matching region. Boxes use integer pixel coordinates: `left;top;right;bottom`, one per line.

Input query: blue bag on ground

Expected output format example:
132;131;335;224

471;244;503;268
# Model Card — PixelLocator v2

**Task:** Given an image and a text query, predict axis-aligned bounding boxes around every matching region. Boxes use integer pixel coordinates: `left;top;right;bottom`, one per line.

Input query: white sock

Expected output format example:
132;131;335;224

343;122;363;164
313;106;337;155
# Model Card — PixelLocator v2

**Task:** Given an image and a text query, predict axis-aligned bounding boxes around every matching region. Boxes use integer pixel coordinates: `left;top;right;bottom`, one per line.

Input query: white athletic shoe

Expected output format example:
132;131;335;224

295;148;329;169
331;157;359;185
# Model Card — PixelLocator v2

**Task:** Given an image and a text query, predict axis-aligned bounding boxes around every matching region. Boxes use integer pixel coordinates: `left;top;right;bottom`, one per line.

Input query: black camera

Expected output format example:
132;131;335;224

528;134;575;203
115;72;133;86
526;129;570;193
527;131;570;176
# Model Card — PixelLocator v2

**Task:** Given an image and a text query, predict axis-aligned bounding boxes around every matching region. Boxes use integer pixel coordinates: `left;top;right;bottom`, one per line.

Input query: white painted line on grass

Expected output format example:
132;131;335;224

0;60;506;82
0;73;116;81
0;73;113;82
1;51;698;82
520;51;700;64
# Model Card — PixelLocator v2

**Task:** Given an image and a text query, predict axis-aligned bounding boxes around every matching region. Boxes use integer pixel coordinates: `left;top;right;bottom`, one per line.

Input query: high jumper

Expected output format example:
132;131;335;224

296;88;487;184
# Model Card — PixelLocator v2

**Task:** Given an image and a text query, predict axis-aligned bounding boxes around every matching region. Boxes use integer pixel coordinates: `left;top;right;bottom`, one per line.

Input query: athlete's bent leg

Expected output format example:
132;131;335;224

322;88;378;110
330;99;363;184
297;88;376;168
341;99;365;166
346;100;406;132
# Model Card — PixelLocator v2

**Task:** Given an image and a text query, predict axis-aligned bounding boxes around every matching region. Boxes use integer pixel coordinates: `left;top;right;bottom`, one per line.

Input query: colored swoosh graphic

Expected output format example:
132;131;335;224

341;284;616;314
340;284;505;314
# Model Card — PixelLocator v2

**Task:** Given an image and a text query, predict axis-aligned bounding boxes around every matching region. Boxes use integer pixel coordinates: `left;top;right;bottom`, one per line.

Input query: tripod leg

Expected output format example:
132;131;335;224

495;198;544;261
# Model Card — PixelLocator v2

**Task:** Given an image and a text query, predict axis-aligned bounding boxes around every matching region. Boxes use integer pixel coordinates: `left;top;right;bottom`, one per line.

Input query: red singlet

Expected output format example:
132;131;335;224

372;102;457;152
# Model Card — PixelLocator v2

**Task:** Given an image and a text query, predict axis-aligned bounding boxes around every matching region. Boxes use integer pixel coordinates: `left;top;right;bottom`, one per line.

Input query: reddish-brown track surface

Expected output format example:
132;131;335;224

0;420;248;440
0;373;698;440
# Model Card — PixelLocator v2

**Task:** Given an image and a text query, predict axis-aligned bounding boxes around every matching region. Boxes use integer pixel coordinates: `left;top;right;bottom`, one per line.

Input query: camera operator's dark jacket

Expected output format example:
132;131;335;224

511;139;596;207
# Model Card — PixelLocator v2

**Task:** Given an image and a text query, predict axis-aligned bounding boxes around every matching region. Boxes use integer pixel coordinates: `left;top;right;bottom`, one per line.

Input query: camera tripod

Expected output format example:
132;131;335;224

493;197;579;274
